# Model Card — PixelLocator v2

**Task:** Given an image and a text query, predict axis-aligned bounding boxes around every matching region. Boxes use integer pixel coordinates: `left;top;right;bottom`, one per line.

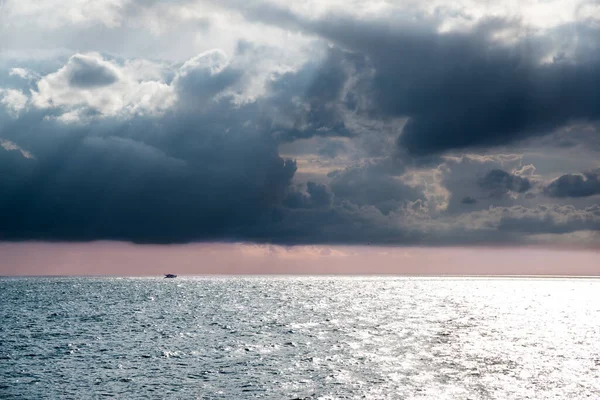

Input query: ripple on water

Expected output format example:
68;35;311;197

0;276;599;399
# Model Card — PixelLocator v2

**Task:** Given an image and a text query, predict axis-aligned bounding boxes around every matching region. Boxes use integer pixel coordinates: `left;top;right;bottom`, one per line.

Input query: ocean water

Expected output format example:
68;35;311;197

1;277;599;399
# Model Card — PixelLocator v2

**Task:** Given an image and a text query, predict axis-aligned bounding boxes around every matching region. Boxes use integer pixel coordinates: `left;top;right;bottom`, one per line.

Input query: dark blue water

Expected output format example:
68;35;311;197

1;277;599;399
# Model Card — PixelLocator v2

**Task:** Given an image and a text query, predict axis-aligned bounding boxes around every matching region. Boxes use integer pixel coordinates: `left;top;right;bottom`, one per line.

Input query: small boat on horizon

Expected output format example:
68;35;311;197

164;274;177;278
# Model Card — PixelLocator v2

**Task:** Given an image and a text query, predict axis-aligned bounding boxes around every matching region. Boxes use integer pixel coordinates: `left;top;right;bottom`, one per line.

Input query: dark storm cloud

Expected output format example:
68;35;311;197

0;43;404;244
2;112;597;245
244;201;600;246
544;170;600;198
0;49;423;244
241;201;427;245
0;90;298;243
233;4;600;155
306;181;334;208
479;169;532;198
283;181;333;209
495;205;600;235
329;22;600;155
328;161;424;215
266;48;353;142
0;143;35;190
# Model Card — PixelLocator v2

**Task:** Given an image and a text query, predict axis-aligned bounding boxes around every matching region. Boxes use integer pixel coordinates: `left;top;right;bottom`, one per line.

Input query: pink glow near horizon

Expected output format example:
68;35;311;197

0;242;599;276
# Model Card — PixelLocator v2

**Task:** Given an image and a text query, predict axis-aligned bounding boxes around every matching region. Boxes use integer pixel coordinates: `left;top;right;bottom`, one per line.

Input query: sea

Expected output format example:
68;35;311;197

1;276;599;399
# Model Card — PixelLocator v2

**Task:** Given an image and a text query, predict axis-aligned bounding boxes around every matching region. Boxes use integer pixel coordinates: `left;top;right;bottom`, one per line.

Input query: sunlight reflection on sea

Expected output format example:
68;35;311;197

1;276;599;399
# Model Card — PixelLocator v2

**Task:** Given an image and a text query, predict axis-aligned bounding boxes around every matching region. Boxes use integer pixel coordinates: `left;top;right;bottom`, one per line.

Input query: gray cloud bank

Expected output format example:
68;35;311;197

232;1;600;155
544;170;600;198
0;1;599;247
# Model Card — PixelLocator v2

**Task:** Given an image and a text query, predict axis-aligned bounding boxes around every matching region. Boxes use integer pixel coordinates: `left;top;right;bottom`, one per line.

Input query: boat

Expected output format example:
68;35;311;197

164;274;177;278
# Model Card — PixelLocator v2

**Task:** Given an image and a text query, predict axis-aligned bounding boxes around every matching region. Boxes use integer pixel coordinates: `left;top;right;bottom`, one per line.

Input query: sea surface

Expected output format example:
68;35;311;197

1;276;599;399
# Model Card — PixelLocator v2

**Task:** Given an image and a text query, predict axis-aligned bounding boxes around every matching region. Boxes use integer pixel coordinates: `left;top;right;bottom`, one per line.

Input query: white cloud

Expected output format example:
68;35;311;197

9;67;39;80
179;49;229;77
18;46;321;123
0;138;34;158
3;0;125;29
0;89;29;117
30;52;176;121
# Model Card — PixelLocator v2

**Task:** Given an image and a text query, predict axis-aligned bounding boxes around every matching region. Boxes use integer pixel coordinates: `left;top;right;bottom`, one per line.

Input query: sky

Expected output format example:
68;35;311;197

0;0;599;275
2;242;599;276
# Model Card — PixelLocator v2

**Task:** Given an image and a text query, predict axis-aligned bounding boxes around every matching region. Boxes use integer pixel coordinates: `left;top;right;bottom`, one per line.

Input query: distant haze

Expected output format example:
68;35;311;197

1;242;598;276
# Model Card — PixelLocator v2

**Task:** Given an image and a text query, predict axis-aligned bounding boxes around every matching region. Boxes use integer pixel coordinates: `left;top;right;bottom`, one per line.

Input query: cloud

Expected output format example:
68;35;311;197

227;3;600;155
494;204;600;235
0;49;306;243
65;54;119;87
9;67;40;80
1;44;406;244
317;139;347;158
244;202;426;245
437;154;535;214
0;139;34;159
340;21;600;155
478;169;532;198
173;49;243;109
0;110;298;243
328;160;424;215
0;89;29;117
3;0;126;30
461;196;477;205
409;203;600;246
0;2;599;248
544;170;600;198
263;47;355;142
31;52;175;120
283;181;334;209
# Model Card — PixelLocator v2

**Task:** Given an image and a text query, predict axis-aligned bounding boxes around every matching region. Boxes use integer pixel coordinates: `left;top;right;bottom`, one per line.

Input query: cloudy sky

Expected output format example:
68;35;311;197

0;0;599;274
